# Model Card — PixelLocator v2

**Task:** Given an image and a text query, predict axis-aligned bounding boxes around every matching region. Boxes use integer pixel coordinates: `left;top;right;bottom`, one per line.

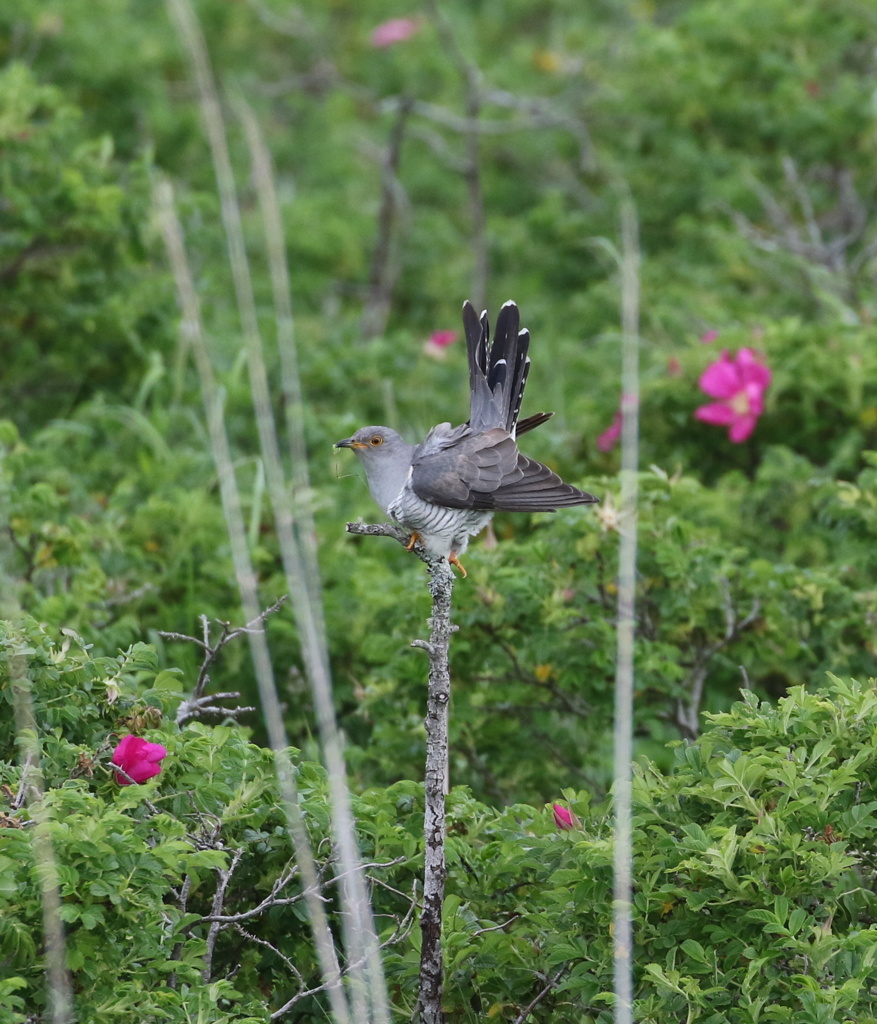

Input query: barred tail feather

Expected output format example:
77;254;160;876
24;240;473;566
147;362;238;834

463;299;532;435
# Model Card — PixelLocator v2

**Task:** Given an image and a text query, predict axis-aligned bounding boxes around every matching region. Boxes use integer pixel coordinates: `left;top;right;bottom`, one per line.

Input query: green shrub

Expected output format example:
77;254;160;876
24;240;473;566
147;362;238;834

4;613;877;1021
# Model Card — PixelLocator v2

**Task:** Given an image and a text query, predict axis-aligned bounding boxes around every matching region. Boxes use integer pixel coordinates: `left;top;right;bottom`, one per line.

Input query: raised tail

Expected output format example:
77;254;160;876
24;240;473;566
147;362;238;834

462;300;531;436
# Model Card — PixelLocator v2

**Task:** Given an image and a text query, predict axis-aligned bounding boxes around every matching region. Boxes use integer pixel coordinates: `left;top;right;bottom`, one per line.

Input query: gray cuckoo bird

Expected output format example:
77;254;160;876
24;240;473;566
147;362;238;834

336;300;598;575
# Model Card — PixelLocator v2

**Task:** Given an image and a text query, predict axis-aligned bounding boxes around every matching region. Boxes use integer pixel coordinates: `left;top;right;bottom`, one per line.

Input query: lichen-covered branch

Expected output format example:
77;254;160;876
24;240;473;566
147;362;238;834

413;557;456;1024
345;519;417;550
345;522;455;1024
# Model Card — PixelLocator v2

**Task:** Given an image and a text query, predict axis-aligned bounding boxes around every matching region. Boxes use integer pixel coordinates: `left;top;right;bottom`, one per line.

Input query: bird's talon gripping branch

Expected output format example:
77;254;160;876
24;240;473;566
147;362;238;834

405;531;421;552
448;554;467;578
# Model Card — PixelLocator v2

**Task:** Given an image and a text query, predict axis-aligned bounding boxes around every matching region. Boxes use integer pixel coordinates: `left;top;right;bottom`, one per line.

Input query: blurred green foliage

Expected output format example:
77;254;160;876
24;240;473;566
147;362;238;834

0;64;173;430
3;0;877;1017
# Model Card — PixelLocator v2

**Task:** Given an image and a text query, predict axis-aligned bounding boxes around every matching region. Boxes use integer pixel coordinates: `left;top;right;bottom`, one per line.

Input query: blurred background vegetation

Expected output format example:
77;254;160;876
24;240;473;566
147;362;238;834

2;0;877;805
5;1;877;1020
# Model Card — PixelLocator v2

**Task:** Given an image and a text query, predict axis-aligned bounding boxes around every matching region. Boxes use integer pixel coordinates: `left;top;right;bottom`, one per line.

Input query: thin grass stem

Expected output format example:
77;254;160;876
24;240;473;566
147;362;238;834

162;3;389;1016
156;177;351;1022
612;195;640;1024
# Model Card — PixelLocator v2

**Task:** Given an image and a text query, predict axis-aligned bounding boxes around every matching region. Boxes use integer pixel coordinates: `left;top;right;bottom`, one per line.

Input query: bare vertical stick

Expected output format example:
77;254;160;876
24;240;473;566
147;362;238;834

163;3;389;1020
156;179;351;1024
9;650;73;1024
234;98;313;518
413;558;456;1024
612;196;640;1024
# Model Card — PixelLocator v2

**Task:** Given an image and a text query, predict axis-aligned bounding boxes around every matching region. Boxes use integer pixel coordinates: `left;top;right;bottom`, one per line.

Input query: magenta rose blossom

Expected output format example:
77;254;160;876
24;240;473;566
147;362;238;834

423;328;458;360
596;412;622;453
429;329;457;348
370;17;420;48
694;348;771;443
112;734;168;785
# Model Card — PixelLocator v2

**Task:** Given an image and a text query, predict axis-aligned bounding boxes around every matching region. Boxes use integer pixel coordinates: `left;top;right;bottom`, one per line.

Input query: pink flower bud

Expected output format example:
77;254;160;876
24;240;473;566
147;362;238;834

552;803;576;830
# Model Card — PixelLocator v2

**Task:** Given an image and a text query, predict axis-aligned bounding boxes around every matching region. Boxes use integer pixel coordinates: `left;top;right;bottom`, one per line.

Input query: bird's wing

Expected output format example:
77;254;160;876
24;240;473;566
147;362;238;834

411;427;598;512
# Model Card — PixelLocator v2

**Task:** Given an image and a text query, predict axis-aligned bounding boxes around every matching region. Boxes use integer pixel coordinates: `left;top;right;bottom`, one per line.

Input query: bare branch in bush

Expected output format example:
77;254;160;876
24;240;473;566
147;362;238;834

674;583;761;739
197;863;305;926
511;967;569;1024
472;914;521;937
242;0;314;39
730;159;877;315
269;878;419;1020
167;873;194;989
161;597;286;726
234;921;306;982
361;96;413;340
203;847;245;981
197;856;405;925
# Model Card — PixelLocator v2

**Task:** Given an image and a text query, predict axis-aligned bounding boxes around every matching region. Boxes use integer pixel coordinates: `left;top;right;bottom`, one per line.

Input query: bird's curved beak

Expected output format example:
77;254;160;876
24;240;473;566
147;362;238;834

335;437;366;449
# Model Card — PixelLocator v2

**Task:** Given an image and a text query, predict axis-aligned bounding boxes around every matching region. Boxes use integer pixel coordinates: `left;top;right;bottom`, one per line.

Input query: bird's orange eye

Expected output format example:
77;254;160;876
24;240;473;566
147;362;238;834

369;435;383;446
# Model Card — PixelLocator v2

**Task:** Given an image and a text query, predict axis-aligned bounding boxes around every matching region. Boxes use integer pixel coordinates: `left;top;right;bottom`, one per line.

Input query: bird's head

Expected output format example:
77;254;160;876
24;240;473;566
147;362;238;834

334;426;408;460
335;427;414;513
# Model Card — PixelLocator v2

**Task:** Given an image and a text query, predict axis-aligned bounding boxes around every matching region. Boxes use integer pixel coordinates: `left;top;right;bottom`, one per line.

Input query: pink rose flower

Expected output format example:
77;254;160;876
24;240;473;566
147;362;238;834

423;329;458;360
596;412;622;452
552;803;577;830
694;348;771;443
370;17;420;48
111;734;168;785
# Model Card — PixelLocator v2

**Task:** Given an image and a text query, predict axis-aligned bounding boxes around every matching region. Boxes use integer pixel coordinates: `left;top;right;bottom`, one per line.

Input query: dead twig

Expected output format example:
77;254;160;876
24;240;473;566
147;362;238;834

511;967;569;1024
674;582;761;739
203;847;245;981
730;159;877;317
269;878;419;1020
361;96;413;340
197;856;406;924
161;597;287;726
472;914;521;937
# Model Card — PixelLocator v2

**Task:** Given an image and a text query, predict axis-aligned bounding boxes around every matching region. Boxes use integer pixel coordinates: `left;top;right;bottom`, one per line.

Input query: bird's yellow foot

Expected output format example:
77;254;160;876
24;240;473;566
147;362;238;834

405;531;421;552
448;553;468;578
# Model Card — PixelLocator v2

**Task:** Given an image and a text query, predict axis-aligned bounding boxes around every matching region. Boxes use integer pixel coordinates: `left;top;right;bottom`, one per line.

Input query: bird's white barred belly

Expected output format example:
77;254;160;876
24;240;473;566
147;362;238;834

388;487;492;559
